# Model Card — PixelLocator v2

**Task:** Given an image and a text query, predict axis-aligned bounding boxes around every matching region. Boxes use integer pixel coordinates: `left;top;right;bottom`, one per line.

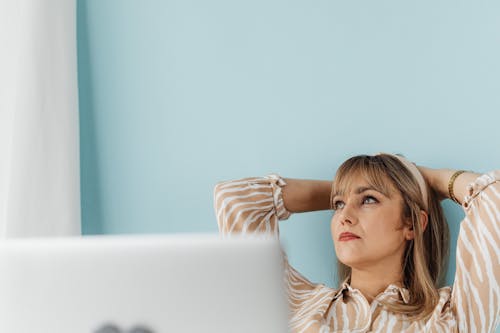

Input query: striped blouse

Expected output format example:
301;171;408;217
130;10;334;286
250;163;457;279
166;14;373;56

213;171;500;332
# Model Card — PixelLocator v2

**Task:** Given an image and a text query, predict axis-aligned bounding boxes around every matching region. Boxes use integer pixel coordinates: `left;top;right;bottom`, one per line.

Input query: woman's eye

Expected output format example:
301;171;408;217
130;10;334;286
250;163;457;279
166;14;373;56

363;196;377;204
332;200;345;210
333;196;377;210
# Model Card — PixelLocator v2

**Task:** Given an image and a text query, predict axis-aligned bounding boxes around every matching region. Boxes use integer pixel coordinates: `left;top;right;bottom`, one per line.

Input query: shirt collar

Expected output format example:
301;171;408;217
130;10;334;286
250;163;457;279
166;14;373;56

333;277;410;304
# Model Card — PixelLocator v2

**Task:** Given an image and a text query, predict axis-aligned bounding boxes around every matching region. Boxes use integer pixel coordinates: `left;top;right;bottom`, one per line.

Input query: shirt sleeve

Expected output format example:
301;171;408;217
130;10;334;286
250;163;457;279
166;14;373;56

213;173;291;236
213;174;335;331
450;170;500;333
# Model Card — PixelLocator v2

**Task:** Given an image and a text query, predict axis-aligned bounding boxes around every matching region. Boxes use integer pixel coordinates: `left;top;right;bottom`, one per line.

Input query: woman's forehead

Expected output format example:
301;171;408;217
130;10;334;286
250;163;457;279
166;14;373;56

333;170;396;198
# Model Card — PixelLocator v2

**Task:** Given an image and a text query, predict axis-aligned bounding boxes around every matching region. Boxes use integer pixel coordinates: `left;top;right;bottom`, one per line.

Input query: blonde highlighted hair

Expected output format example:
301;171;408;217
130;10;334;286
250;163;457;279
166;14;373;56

331;154;449;321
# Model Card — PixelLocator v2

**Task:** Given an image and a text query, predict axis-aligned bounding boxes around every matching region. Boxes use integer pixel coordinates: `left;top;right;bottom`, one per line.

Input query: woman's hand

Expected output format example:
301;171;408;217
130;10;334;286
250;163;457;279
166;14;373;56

416;166;451;201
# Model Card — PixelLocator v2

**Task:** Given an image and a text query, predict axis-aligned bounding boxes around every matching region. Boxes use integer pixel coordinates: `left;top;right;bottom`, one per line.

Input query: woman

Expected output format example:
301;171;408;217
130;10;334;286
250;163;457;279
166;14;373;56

213;153;499;332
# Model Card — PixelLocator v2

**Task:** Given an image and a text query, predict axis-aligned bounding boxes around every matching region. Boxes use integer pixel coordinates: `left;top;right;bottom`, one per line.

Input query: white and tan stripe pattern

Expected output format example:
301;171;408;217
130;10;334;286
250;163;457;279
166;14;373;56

213;171;500;332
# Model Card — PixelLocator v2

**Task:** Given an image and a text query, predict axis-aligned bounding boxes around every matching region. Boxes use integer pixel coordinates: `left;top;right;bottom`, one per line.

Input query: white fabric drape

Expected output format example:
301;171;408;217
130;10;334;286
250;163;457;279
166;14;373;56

0;0;81;238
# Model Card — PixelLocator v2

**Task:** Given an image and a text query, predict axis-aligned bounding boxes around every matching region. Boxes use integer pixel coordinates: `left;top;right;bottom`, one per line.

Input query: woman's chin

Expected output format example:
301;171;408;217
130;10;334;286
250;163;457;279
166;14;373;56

335;247;362;263
337;255;361;267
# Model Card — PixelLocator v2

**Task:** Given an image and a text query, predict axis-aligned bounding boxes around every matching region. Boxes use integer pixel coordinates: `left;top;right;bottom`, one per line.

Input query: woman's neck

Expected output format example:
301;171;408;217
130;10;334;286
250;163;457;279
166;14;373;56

349;266;403;304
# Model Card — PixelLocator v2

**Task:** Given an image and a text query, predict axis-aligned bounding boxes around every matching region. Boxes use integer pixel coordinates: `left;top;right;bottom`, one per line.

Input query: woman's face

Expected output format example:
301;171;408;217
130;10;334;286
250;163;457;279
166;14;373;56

330;174;412;270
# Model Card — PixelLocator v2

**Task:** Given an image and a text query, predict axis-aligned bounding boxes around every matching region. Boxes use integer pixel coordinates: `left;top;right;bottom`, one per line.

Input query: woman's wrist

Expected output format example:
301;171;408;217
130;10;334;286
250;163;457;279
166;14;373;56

447;170;481;205
432;169;455;201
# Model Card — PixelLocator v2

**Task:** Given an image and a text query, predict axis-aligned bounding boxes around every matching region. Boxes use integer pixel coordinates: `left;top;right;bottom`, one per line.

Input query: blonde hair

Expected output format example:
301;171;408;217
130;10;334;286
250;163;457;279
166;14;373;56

331;154;449;321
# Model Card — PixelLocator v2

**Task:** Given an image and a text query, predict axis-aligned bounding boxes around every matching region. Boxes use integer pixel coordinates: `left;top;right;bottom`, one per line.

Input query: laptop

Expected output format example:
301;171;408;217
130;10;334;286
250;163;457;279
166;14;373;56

0;233;289;333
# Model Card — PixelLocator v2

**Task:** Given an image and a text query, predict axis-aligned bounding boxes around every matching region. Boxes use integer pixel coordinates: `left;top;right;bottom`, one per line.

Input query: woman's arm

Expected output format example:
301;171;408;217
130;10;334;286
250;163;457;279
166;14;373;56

416;166;481;204
281;178;332;213
213;174;338;332
213;175;332;235
418;166;500;332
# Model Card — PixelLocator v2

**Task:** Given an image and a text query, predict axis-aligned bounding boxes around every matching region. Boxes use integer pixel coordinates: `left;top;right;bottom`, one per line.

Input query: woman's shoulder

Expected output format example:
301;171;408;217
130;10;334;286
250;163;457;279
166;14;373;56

437;285;452;297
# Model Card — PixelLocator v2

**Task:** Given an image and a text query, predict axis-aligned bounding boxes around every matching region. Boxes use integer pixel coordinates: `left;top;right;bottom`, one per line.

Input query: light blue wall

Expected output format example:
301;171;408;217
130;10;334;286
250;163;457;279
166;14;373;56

78;0;499;316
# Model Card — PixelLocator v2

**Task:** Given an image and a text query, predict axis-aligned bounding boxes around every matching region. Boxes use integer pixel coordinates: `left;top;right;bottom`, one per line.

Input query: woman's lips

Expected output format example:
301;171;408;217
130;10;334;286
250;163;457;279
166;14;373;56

339;236;360;241
339;232;360;241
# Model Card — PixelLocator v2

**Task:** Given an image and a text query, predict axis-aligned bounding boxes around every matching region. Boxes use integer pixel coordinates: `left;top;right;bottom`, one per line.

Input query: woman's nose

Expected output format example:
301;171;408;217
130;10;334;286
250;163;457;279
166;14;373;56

338;205;357;225
340;214;354;225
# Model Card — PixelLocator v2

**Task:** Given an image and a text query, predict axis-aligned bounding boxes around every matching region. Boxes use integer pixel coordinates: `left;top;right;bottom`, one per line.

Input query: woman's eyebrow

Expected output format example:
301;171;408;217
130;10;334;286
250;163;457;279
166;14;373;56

332;186;389;198
333;186;389;198
354;186;390;197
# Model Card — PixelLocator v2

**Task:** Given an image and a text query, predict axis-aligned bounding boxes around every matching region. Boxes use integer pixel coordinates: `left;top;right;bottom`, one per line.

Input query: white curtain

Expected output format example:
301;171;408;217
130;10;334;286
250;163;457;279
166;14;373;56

0;0;81;238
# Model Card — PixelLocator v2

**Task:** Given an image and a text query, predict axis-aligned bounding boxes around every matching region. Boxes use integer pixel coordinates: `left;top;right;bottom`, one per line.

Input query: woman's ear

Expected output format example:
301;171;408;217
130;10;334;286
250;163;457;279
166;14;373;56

420;210;429;232
405;210;429;240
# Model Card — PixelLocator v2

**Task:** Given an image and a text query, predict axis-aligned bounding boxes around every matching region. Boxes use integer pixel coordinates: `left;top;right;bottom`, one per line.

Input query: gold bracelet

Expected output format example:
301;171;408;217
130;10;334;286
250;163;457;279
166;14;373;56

448;170;466;204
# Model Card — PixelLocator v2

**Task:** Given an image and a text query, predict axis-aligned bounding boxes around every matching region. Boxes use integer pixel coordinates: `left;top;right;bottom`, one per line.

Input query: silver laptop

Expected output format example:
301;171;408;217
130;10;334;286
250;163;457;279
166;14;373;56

0;234;289;333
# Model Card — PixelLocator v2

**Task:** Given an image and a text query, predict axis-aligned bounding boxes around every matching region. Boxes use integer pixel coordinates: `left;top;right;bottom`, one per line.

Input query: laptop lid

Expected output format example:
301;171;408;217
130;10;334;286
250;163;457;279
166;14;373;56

0;234;289;333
